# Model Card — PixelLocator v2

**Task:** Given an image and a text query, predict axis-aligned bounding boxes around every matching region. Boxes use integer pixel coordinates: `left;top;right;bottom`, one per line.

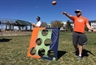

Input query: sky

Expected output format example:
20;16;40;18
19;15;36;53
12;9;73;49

0;0;96;24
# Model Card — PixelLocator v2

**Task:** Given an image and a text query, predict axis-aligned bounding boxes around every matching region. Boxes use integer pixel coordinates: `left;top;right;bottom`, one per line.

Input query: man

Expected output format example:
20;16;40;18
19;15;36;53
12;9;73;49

32;16;42;27
62;9;95;60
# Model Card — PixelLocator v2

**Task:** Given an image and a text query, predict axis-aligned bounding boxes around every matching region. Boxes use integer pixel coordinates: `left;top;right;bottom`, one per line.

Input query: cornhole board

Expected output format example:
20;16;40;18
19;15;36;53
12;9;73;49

27;27;60;61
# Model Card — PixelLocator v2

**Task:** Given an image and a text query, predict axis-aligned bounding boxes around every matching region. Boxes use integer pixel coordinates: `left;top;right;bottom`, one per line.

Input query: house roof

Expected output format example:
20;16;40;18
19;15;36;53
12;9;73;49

0;19;32;26
15;20;32;26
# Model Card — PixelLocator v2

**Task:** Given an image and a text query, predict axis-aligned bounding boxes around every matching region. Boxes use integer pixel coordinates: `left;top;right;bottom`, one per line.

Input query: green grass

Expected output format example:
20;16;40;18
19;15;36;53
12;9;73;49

0;32;96;65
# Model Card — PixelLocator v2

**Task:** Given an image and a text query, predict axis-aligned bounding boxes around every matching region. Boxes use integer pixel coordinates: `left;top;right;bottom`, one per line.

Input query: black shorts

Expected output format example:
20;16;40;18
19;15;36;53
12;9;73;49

72;32;87;45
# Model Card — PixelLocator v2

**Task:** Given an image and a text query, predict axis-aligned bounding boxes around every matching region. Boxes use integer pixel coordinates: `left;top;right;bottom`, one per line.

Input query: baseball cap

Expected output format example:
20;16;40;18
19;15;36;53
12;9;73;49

36;16;40;20
74;9;82;13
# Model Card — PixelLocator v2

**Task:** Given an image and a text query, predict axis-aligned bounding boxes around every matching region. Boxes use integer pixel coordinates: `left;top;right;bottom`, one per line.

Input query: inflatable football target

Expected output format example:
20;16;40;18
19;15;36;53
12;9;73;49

27;27;60;61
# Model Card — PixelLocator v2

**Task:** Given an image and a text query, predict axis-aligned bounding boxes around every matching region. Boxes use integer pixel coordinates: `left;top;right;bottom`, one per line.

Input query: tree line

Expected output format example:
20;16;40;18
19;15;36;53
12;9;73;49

41;20;73;32
41;20;89;32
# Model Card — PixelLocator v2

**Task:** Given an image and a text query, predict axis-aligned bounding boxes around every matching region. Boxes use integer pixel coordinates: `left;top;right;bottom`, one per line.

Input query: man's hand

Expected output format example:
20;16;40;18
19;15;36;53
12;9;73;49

62;12;67;15
32;23;36;27
61;11;73;20
32;23;40;28
91;29;96;32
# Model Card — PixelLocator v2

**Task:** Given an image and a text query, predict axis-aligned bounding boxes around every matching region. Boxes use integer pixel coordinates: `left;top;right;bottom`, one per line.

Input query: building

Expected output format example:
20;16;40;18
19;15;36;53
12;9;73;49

89;20;96;30
63;20;96;31
0;18;32;31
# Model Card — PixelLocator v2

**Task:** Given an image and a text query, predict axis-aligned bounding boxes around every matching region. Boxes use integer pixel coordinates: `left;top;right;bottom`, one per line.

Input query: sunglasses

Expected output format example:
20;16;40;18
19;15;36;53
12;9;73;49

75;11;80;13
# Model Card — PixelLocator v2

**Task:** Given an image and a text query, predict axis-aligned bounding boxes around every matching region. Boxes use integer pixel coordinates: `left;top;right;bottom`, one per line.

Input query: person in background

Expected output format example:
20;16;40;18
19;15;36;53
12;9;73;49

62;9;95;60
32;16;42;27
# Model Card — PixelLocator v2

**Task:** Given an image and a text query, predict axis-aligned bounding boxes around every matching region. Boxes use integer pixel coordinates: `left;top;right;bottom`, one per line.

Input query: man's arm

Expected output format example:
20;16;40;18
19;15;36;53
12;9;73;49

62;12;73;20
32;24;40;27
86;23;94;32
32;21;41;28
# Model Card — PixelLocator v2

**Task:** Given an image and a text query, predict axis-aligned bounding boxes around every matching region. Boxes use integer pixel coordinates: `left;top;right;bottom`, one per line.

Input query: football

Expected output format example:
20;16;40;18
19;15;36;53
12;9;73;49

52;1;57;5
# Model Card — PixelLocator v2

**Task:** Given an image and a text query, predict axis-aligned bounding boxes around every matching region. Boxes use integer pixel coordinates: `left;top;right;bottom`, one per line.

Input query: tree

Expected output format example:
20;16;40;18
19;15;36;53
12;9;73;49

65;20;73;31
40;22;48;27
51;20;64;28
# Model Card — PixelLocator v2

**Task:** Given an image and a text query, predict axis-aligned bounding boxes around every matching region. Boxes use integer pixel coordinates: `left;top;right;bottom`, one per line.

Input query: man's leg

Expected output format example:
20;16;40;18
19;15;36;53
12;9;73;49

72;32;78;51
77;45;83;60
73;44;78;51
77;33;87;60
78;45;83;56
72;32;79;56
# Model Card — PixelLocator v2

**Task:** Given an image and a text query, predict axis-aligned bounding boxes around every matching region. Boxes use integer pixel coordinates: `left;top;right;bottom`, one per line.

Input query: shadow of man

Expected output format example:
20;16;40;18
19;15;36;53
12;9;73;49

74;49;95;58
82;49;95;57
57;50;67;60
0;38;12;42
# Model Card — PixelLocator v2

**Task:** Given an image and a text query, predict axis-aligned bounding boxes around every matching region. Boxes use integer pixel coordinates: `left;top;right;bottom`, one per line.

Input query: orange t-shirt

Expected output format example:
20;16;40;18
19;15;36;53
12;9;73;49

71;16;88;33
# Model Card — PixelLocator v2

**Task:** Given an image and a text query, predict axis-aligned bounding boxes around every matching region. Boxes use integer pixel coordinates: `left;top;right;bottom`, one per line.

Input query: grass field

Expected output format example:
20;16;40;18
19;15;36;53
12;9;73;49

0;32;96;65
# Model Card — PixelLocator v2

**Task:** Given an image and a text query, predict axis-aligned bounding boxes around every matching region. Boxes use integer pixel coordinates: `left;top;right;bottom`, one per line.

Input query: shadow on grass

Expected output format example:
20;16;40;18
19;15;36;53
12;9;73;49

0;38;12;42
82;49;95;57
57;50;67;60
74;49;95;57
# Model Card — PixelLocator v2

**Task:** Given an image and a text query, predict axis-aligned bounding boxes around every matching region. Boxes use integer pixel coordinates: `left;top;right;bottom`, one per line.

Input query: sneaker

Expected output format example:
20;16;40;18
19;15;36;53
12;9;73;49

77;56;82;60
